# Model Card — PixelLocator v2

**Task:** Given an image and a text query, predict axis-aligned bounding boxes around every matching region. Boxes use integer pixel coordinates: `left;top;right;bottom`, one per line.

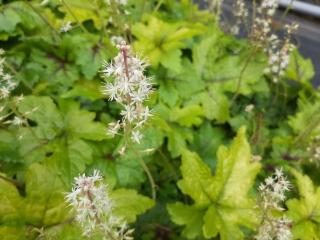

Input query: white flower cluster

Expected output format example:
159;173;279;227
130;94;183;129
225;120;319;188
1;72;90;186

0;49;29;128
250;0;298;83
60;21;72;33
255;168;292;240
251;0;278;47
256;216;292;240
0;49;17;99
65;170;133;239
101;41;152;146
264;24;298;82
230;0;248;35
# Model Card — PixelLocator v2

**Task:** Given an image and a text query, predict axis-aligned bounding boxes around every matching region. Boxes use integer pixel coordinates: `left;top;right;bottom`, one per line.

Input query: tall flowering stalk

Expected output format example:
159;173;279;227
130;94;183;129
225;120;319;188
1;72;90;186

65;170;133;239
230;0;248;35
255;168;292;240
251;0;279;47
264;23;298;83
101;41;153;149
250;0;298;83
229;0;298;84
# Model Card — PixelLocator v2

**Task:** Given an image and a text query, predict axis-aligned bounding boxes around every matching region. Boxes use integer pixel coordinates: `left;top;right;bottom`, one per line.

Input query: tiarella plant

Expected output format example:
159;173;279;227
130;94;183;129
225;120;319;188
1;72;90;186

0;1;319;240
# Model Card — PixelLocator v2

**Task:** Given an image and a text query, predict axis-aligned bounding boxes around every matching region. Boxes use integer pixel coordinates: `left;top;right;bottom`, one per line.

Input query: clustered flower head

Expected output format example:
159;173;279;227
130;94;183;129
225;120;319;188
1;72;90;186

264;24;298;82
255;168;292;240
248;0;298;83
0;49;29;128
251;0;278;46
230;0;248;35
65;170;133;239
101;41;153;147
0;49;17;100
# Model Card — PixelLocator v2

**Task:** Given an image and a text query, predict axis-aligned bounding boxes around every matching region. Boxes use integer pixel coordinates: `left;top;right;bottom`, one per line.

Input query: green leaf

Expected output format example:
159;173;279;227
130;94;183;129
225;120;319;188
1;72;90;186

0;8;20;33
111;189;154;223
0;226;25;240
186;85;230;122
190;122;226;169
167;202;205;239
286;49;315;84
170;105;204;127
169;127;261;239
60;100;109;141
23;163;69;226
173;58;206;100
177;150;214;207
57;0;104;29
287;168;320;240
159;80;180;107
132;16;202;68
18;96;63;140
288;96;320;136
61;81;103;101
0;178;22;224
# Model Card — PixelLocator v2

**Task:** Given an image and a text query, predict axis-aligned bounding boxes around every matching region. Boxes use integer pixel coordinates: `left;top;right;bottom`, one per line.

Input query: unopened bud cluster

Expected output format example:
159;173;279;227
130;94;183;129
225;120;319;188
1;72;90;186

255;168;292;240
101;41;152;147
65;170;133;239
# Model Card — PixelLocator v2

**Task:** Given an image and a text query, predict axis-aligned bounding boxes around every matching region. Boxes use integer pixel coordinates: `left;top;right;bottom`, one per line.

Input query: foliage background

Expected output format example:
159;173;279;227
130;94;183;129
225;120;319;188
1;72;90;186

0;0;319;239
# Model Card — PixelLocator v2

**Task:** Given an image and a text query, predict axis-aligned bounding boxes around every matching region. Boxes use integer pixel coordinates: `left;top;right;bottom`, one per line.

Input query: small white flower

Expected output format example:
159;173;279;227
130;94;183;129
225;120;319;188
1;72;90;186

60;21;72;33
0;87;10;99
107;121;121;137
245;104;255;113
131;130;142;144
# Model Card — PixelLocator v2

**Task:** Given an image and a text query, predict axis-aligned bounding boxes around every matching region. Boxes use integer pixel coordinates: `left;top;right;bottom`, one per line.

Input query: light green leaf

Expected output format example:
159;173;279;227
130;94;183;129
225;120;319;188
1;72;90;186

23;163;69;226
0;226;25;240
167;202;205;239
169;127;261;239
0;8;20;33
61;81;103;101
287;168;320;240
132;16;202;67
288;96;320;136
18;96;63;140
177;150;214;208
0;178;22;224
170;105;204;127
286;49;315;84
61;100;109;141
187;85;230;122
160;49;182;73
111;189;154;223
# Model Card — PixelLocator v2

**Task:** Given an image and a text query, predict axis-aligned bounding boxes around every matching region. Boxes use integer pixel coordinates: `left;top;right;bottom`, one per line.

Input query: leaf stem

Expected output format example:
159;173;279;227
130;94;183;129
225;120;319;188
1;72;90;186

0;174;24;188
